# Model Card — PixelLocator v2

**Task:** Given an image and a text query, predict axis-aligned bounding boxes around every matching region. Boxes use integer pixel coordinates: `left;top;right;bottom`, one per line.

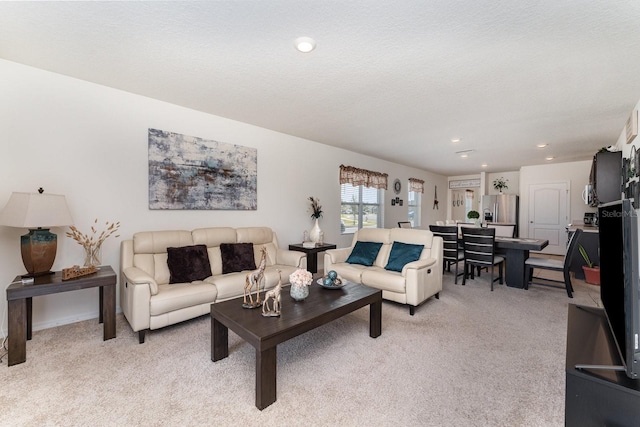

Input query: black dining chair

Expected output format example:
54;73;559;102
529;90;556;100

398;221;412;228
524;228;582;298
429;225;464;284
486;223;516;238
461;227;504;290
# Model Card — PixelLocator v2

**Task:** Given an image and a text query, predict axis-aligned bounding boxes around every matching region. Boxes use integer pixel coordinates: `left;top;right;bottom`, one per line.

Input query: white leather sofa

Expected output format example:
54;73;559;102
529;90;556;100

120;226;306;343
324;228;443;315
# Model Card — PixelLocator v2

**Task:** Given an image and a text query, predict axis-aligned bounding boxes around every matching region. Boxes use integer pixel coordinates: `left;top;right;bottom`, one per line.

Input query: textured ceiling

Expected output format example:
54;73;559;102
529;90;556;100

2;1;640;175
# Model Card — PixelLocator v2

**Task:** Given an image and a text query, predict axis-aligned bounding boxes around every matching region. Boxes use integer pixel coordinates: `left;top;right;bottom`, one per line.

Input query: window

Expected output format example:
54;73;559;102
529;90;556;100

408;177;424;228
339;165;388;234
340;183;384;234
464;189;475;221
408;188;421;227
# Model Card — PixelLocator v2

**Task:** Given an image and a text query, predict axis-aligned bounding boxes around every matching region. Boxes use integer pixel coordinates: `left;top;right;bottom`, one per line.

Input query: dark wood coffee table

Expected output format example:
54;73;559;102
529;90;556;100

210;281;382;410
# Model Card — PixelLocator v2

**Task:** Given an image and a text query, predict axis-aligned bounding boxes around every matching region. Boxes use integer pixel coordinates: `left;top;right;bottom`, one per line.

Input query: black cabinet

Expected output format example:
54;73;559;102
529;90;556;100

590;151;622;205
565;304;640;426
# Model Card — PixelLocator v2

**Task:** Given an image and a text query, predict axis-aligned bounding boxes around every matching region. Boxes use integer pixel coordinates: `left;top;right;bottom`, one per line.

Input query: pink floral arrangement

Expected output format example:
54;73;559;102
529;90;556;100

289;268;313;287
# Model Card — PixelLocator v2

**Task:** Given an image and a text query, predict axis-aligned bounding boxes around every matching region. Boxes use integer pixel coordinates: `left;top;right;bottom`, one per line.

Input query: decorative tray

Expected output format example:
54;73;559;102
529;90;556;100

62;265;99;281
316;278;345;289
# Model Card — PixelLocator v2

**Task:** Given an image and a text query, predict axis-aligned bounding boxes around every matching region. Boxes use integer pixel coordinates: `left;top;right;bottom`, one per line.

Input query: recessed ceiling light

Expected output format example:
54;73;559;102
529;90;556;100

537;143;548;148
481;164;488;168
545;156;554;161
451;138;461;143
460;153;468;158
294;37;316;53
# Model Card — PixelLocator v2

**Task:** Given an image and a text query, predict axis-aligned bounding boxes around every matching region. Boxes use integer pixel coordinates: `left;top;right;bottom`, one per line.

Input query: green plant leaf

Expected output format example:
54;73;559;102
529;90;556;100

578;244;593;268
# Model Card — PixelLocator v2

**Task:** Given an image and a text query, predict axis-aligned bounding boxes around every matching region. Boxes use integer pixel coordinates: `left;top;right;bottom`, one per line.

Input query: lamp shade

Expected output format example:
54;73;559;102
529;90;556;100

0;192;74;228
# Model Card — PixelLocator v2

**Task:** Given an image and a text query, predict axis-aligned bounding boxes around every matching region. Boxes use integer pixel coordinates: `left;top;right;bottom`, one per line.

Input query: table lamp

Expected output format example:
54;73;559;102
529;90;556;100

0;188;74;276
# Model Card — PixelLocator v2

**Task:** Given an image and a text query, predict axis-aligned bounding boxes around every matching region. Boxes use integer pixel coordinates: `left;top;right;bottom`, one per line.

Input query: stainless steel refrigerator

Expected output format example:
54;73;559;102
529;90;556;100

481;194;519;234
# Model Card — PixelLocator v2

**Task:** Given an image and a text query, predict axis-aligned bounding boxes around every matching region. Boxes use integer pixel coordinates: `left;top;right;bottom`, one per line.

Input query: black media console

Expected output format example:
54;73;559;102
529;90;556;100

565;304;640;426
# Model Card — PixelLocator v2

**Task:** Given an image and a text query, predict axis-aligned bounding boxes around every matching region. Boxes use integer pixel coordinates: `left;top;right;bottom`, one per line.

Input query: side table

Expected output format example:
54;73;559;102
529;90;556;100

6;265;117;366
288;243;337;274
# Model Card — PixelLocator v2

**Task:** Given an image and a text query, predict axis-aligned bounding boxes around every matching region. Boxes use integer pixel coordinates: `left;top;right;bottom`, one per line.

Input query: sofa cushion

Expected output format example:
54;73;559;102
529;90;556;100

166;245;212;284
220;243;256;273
346;241;383;266
384;241;425;272
192;227;238;247
206;271;254;302
133;230;194;254
150;282;218;316
361;267;407;293
328;262;368;284
389;228;434;247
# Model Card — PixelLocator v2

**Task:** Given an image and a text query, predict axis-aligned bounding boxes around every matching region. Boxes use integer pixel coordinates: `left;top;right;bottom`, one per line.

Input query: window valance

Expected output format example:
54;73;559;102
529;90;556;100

408;178;425;194
340;165;388;190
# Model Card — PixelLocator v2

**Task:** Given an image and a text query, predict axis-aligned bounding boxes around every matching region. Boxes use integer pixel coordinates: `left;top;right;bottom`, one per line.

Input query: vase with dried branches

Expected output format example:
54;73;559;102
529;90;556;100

66;219;121;267
308;196;323;243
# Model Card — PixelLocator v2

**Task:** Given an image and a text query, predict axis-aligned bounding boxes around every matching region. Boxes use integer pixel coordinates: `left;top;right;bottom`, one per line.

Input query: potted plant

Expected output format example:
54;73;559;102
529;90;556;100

578;244;600;285
493;177;509;193
467;210;480;225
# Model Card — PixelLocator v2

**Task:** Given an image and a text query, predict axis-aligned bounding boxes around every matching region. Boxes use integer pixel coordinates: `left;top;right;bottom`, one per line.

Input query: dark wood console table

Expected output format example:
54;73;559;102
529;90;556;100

288;243;337;273
6;265;117;366
565;304;640;426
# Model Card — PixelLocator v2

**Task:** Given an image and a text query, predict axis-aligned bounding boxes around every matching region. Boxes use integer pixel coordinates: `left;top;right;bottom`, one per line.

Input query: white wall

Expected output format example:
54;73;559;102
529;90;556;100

615;100;640;157
486;171;520;195
0;59;448;332
615;100;640;274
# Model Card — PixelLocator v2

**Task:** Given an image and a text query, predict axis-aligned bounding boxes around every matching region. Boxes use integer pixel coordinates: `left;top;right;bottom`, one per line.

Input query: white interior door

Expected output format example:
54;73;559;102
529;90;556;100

528;182;569;255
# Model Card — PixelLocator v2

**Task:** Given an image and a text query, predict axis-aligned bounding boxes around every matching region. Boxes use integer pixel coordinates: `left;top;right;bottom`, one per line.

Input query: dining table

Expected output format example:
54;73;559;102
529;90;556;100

494;237;549;288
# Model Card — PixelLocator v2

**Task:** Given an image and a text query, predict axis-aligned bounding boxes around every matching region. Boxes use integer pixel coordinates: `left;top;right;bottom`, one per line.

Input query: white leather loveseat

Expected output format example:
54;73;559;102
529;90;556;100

324;228;443;315
120;226;306;343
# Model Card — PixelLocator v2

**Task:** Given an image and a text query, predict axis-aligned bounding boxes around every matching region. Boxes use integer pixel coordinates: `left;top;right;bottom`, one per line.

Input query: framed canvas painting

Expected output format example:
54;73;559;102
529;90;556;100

148;128;257;210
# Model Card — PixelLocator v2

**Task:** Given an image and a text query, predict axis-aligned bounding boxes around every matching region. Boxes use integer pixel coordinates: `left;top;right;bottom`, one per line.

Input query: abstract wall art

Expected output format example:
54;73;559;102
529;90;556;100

148;128;257;210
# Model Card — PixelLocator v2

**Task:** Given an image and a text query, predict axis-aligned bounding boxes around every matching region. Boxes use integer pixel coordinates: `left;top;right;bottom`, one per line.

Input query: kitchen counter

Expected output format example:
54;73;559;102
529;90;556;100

567;224;598;233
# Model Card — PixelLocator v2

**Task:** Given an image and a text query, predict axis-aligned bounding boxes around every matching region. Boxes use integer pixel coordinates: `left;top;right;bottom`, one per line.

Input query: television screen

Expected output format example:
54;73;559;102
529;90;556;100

598;199;640;379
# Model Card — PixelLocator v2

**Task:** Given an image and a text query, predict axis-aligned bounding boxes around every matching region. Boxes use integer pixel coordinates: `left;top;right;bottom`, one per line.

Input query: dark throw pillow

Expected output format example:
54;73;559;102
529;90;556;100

220;243;257;274
166;244;212;284
384;241;425;272
346;241;383;266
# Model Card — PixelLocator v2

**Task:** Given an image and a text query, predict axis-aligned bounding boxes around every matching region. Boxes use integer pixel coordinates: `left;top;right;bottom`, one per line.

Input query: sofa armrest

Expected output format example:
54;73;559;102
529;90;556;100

324;247;353;276
276;249;306;269
325;247;352;264
120;267;155;333
276;249;307;268
404;249;443;307
401;257;437;274
123;267;159;296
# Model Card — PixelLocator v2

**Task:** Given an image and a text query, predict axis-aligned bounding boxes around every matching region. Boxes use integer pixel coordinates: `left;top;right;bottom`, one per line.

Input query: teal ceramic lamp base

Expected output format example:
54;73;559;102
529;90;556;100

20;228;57;277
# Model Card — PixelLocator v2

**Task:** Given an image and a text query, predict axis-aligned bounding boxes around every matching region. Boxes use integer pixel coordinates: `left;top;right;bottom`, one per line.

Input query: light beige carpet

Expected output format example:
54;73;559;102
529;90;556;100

0;269;601;426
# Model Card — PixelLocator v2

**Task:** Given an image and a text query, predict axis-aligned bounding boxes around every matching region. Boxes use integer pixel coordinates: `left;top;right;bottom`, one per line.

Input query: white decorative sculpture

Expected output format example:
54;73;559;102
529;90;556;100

243;247;268;308
262;269;282;317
